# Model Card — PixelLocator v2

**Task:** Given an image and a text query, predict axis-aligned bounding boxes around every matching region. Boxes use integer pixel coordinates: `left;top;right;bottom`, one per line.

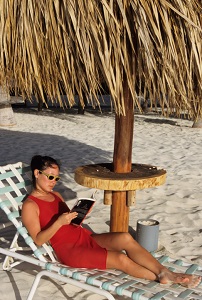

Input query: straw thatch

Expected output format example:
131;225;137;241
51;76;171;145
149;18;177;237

0;0;201;118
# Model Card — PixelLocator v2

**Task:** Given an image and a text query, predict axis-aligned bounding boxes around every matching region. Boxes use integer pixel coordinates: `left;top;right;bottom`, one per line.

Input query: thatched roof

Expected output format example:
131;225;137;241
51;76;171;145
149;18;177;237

0;0;201;118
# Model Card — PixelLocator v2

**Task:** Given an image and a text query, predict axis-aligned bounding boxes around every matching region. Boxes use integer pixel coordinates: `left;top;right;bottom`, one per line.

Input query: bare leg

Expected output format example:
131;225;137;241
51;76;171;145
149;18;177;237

106;250;158;281
92;232;162;275
91;232;201;287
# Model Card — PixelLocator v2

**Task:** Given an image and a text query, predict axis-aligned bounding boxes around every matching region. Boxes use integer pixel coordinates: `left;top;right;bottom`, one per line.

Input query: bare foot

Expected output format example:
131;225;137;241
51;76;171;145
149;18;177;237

158;270;201;288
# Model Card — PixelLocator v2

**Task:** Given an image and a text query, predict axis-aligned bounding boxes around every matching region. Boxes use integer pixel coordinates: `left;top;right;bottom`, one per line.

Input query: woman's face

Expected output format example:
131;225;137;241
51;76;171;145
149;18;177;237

35;164;60;193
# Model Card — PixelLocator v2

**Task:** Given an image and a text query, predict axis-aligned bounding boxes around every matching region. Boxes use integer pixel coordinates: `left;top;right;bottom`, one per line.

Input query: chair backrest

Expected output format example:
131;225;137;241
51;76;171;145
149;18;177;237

1;163;202;300
0;162;56;262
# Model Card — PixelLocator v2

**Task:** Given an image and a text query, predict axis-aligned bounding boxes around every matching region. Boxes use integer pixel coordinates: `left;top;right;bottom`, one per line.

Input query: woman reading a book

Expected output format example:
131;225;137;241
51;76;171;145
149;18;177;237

22;155;201;287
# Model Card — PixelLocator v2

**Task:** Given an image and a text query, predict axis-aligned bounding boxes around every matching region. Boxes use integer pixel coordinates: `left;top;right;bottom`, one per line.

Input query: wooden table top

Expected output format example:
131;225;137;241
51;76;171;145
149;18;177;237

74;163;166;191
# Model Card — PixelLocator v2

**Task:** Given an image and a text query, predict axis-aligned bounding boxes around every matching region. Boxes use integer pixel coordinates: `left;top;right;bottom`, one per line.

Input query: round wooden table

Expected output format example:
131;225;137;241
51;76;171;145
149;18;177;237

74;163;166;231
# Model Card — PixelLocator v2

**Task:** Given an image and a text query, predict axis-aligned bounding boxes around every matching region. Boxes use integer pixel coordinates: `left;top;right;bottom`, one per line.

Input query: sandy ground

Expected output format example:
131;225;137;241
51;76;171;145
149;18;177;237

0;106;202;299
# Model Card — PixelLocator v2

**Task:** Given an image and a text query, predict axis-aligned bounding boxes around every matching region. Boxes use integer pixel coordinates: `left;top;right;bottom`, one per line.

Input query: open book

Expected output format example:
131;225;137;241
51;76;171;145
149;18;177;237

70;198;95;226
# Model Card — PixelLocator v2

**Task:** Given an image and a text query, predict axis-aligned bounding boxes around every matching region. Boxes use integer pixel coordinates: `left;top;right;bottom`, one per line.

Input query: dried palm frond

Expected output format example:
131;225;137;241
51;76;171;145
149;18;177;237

0;0;201;118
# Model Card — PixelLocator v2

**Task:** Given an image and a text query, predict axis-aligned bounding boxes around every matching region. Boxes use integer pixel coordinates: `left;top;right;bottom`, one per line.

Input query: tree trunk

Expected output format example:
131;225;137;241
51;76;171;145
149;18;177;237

78;91;88;114
110;83;134;232
192;118;202;128
0;87;16;126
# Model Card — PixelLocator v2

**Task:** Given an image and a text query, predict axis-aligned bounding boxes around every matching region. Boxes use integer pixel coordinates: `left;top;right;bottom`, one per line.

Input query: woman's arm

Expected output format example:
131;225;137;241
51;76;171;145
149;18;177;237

21;198;78;246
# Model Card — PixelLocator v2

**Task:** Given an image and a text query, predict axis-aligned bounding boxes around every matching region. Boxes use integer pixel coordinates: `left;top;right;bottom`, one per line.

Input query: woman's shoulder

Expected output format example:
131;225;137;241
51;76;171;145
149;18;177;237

23;195;38;206
22;196;39;215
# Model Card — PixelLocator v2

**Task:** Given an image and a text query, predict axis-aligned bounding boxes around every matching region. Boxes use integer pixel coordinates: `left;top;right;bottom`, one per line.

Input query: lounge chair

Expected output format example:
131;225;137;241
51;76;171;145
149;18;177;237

0;162;202;299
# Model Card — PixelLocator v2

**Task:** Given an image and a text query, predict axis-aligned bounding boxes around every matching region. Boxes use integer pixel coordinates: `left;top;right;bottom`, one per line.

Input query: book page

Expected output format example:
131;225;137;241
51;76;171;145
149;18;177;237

70;198;95;226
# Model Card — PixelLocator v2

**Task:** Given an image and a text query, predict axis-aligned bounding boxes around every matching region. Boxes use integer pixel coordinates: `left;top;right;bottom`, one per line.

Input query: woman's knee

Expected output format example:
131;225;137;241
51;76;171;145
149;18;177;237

120;232;134;244
106;251;127;269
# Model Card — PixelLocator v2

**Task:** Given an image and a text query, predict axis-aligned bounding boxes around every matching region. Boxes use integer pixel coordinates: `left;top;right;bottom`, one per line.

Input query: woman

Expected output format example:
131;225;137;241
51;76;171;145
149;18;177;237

22;155;201;287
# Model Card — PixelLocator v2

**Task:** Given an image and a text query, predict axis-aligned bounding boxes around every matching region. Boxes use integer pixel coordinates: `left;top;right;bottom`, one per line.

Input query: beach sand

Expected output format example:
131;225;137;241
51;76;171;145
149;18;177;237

0;106;202;299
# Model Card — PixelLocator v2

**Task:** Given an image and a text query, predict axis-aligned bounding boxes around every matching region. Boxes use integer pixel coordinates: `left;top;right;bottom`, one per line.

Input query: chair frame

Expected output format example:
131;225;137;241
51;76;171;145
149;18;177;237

0;162;202;300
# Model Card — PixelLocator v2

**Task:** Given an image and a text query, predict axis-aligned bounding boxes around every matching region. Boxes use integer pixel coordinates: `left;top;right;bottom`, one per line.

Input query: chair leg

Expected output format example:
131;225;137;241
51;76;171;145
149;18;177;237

27;270;116;300
2;255;15;271
2;231;23;270
26;270;44;300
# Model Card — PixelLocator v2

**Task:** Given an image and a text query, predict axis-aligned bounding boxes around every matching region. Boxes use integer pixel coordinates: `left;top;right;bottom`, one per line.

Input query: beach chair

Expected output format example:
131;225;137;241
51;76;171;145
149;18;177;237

0;162;202;300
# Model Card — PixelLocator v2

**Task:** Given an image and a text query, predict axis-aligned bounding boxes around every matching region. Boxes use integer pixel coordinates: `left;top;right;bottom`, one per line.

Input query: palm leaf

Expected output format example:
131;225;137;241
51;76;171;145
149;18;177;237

0;0;201;118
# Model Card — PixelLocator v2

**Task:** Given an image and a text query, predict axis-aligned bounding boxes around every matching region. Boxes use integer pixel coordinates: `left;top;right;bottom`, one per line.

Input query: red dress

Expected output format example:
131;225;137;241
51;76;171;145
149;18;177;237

28;193;107;269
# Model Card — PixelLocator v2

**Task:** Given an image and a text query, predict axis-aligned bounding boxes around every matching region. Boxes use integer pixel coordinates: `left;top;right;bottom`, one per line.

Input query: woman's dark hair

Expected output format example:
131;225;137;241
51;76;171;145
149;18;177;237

31;155;60;187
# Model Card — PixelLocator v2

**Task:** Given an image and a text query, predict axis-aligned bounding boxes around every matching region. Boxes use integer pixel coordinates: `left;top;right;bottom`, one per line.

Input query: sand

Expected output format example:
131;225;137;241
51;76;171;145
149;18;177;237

0;106;202;299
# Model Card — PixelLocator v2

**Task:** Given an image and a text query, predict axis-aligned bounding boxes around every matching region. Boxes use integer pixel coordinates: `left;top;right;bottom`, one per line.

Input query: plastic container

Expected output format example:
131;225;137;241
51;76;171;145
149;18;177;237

136;219;159;252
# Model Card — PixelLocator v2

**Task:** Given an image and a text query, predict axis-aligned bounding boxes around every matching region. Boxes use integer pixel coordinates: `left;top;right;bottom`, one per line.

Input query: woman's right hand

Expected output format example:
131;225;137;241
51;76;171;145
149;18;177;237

57;212;78;226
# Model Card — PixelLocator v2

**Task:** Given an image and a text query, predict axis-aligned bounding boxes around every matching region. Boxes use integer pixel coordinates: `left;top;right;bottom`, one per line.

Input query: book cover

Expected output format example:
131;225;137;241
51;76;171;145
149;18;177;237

70;198;95;226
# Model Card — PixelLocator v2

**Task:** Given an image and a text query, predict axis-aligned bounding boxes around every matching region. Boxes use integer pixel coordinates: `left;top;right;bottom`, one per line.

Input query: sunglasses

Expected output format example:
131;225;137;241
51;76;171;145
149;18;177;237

39;170;60;182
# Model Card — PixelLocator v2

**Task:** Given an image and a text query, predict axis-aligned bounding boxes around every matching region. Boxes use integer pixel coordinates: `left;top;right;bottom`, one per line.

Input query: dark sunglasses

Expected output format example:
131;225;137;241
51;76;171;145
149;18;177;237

39;170;60;182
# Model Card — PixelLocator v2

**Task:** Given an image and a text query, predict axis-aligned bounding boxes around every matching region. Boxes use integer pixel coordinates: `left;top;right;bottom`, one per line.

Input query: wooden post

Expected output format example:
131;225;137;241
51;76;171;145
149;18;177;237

0;87;16;126
127;191;136;206
104;190;112;205
110;80;134;232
